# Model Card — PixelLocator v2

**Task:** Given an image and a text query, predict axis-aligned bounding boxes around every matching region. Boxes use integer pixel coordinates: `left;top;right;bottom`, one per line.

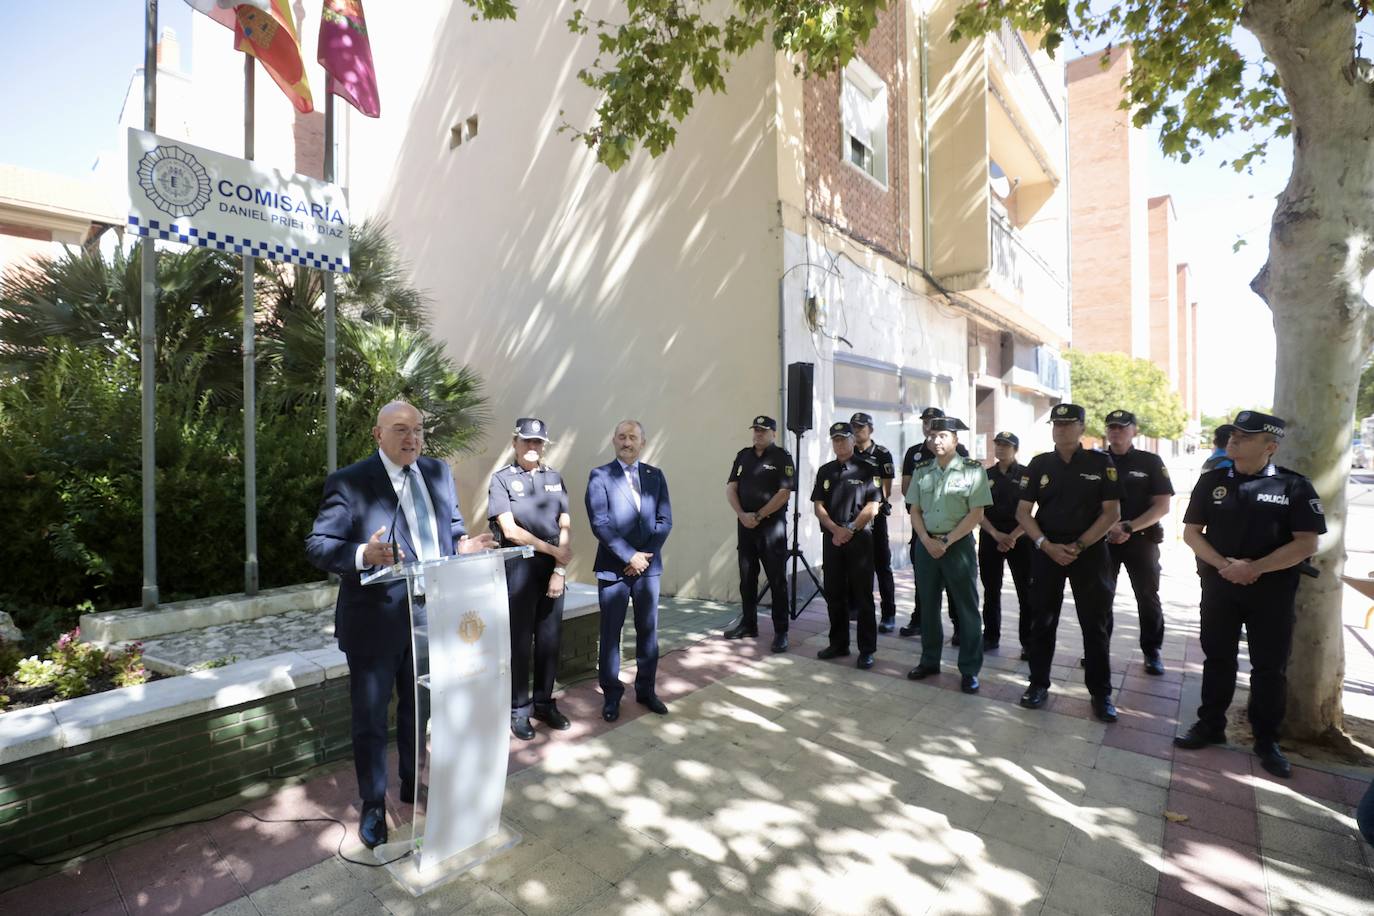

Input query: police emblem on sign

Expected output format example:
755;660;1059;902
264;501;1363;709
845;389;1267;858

459;610;485;644
137;144;212;217
1212;486;1227;501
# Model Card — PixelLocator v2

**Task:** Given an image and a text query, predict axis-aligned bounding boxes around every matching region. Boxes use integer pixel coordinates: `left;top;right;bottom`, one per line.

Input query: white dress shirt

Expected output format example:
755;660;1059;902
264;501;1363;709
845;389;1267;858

355;450;443;570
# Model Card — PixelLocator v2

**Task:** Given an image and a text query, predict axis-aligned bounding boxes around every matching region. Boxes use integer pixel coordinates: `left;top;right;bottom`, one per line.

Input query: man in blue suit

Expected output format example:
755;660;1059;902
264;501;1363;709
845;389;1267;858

305;400;494;849
585;419;673;721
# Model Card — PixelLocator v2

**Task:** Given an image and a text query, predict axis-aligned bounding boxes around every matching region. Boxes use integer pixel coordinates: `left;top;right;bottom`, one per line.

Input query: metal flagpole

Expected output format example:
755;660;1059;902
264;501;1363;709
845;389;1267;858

242;55;259;595
140;0;159;609
323;93;338;474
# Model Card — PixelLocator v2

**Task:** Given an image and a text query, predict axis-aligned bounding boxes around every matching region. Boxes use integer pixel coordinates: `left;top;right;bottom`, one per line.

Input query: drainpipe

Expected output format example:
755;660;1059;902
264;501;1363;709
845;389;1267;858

919;2;933;273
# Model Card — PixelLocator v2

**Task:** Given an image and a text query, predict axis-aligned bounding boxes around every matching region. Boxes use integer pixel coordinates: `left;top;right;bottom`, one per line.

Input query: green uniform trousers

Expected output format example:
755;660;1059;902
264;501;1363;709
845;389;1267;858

913;535;983;675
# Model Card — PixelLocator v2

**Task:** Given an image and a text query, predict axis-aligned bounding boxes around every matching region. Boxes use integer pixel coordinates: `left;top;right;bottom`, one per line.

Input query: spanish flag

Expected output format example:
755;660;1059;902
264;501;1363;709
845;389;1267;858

235;0;315;114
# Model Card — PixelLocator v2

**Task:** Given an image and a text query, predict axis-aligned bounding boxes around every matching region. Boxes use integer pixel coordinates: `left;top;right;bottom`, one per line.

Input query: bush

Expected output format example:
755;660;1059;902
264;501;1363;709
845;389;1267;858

11;628;147;700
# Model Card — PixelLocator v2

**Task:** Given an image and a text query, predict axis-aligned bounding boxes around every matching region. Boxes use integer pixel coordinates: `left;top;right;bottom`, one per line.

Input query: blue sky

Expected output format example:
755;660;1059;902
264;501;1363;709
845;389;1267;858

0;3;1286;414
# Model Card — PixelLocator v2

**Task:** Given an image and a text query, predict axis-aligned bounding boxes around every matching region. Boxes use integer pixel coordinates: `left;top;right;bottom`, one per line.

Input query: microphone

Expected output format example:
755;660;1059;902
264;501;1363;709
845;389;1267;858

388;468;411;567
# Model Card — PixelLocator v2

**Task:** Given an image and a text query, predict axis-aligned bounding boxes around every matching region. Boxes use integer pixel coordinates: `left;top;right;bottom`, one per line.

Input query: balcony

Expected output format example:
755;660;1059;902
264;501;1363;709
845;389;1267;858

989;211;1069;332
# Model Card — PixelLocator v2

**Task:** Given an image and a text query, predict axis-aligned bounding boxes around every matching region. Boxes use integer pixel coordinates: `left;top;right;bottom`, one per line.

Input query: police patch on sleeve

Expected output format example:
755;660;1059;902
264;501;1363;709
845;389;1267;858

1019;476;1029;489
1311;498;1324;515
1212;486;1227;501
884;463;894;475
786;465;795;476
735;465;743;477
823;479;831;491
1161;467;1170;478
1040;475;1049;487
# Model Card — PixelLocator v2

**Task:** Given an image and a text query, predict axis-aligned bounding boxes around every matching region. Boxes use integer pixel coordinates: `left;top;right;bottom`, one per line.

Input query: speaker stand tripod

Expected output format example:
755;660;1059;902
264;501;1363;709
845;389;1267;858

756;428;823;619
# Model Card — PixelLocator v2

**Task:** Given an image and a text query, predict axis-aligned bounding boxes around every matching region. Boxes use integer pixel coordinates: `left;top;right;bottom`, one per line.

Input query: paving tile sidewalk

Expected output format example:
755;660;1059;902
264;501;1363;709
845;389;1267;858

4;547;1373;915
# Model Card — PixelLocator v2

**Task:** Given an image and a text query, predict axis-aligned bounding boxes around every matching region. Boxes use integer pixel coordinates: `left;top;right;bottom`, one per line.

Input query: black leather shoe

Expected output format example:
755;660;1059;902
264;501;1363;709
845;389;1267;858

770;633;789;653
950;631;961;647
878;617;896;634
602;701;620;722
907;664;939;680
898;623;921;637
1254;741;1292;778
399;782;415;805
533;705;571;730
857;653;875;669
1019;649;1029;660
817;645;851;660
511;716;536;740
359;805;387;849
637;695;669;715
1019;686;1049;709
723;622;758;639
1091;696;1119;723
1173;722;1227;749
1143;652;1166;676
1079;656;1086;667
961;675;980;694
983;637;1000;651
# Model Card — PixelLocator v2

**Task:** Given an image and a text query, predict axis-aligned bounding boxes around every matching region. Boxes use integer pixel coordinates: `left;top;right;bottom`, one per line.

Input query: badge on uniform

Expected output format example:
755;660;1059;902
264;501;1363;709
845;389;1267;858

512;480;525;493
1040;474;1049;487
1106;467;1118;482
1161;467;1170;478
1212;486;1227;501
873;477;880;487
736;465;743;476
1311;498;1324;514
1019;477;1029;489
786;465;794;476
883;463;894;475
823;480;831;491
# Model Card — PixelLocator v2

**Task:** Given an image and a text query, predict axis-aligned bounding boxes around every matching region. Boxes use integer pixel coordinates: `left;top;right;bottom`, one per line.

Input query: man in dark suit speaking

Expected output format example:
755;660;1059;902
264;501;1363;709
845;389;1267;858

305;400;494;849
586;419;673;722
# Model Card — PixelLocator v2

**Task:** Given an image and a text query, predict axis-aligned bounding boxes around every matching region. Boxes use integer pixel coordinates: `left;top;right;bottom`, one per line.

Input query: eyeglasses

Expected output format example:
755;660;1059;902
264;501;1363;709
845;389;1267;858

387;426;426;438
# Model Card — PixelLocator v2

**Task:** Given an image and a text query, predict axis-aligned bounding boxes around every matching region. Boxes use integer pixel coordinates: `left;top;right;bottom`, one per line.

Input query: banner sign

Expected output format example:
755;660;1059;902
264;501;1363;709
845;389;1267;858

126;127;350;273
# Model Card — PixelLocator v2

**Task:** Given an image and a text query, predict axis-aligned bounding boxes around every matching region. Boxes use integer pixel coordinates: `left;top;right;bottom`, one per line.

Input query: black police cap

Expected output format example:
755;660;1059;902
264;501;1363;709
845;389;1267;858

829;421;854;438
850;411;874;428
513;417;550;441
927;417;969;433
919;407;945;421
993;430;1020;448
1233;410;1286;439
749;415;777;430
1105;409;1137;427
1049;403;1086;424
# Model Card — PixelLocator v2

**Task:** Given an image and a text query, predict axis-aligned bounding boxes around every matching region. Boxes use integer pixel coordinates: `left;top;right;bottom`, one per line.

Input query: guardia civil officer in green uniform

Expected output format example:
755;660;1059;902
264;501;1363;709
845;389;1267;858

851;412;899;632
1015;403;1123;722
1102;409;1174;676
724;415;796;653
1175;410;1325;779
811;421;883;669
905;417;993;693
898;407;968;639
489;418;573;740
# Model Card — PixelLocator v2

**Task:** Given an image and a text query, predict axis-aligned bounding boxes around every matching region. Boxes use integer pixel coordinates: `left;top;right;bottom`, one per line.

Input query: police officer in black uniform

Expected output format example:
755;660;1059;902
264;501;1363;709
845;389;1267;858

724;415;796;653
851;412;898;632
899;407;968;639
1016;403;1123;722
1102;409;1175;676
489;418;573;740
979;431;1032;656
1175;410;1325;779
811;421;882;669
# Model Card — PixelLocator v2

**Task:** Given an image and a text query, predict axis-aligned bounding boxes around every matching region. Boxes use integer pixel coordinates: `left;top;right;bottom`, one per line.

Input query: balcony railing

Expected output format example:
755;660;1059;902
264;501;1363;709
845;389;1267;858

990;212;1069;332
994;23;1063;125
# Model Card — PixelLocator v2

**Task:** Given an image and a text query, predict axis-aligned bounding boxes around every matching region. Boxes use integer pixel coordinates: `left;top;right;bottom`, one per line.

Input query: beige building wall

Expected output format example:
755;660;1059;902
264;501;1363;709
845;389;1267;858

340;3;784;601
1066;48;1147;356
1147;195;1179;386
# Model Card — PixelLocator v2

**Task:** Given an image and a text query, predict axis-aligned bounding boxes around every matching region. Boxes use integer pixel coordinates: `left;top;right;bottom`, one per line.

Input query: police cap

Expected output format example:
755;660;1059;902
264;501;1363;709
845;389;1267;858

1049;403;1086;424
829;421;855;439
927;416;969;433
749;415;777;430
849;411;874;429
514;417;550;441
1105;409;1137;428
919;407;945;421
993;430;1020;448
1233;410;1286;439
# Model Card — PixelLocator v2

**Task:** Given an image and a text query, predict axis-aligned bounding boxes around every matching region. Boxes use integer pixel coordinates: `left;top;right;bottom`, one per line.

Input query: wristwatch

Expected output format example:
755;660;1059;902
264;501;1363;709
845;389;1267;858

938;534;949;544
1034;535;1046;549
1074;539;1087;552
845;521;857;531
552;566;566;576
1121;521;1134;534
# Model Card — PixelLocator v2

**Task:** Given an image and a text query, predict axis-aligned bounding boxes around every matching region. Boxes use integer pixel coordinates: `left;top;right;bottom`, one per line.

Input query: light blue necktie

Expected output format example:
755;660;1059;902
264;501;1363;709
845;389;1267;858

405;465;441;562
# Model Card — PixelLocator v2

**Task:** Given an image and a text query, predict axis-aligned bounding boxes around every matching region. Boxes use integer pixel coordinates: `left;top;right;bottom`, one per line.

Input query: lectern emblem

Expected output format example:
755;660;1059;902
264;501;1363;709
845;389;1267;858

458;610;485;643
